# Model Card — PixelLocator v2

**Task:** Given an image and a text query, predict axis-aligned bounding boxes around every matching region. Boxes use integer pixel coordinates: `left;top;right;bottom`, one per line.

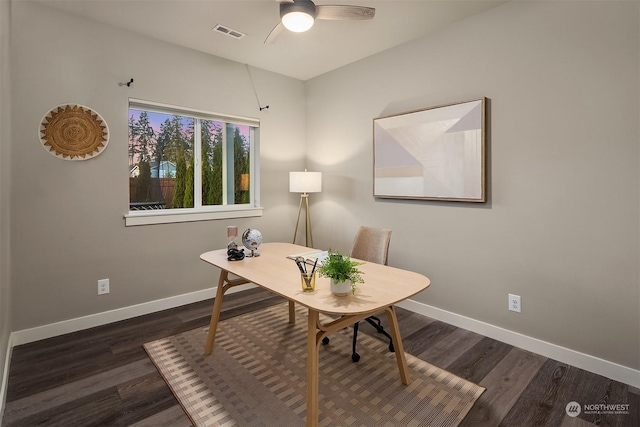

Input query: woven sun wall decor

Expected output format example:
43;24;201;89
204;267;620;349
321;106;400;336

39;104;109;161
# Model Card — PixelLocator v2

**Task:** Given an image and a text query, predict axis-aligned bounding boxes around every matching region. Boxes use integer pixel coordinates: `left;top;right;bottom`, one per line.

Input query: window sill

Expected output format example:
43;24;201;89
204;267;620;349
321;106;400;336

124;206;263;226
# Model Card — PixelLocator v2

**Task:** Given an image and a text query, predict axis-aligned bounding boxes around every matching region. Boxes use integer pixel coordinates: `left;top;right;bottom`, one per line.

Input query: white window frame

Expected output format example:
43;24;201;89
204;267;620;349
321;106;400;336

124;99;262;226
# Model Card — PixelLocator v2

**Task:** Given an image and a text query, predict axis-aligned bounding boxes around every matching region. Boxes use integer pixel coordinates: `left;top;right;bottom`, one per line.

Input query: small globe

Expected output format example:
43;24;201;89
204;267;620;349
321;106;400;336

242;228;262;256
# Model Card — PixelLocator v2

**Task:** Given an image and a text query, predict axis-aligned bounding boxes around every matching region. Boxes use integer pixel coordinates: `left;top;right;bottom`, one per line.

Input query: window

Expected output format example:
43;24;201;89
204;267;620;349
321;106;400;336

125;99;261;226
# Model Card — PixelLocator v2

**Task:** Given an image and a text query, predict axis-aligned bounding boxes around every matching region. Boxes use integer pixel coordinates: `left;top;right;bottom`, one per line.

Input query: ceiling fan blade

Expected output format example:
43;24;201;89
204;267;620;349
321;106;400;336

315;5;375;20
264;21;285;44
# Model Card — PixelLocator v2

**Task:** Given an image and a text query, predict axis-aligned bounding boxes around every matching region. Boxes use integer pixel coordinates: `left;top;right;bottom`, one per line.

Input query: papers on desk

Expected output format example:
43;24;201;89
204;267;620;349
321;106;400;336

286;250;329;265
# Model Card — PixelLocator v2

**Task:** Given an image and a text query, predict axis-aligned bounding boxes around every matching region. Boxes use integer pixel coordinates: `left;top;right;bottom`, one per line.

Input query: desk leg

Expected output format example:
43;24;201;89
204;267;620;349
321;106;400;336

205;270;229;355
288;301;296;324
384;305;410;385
306;309;320;427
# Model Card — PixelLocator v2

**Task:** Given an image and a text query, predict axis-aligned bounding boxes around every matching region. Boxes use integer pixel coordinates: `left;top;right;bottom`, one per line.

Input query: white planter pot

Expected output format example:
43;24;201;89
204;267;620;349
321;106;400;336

330;279;351;296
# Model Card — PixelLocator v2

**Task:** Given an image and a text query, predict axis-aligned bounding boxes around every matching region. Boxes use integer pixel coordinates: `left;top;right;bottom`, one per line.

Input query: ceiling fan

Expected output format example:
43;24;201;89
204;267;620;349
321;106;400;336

264;0;375;44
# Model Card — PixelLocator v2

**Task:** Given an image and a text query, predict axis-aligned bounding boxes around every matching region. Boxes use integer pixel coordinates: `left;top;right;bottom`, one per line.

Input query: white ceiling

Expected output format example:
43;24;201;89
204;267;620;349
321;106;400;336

39;0;507;81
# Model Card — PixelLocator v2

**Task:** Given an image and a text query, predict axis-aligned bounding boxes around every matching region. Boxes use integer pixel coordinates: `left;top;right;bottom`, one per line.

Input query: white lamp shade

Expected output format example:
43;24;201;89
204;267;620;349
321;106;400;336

282;11;315;32
290;171;322;193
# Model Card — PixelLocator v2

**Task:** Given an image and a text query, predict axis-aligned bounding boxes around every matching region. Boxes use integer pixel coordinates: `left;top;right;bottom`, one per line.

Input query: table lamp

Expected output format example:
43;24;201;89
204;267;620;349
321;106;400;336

290;169;322;248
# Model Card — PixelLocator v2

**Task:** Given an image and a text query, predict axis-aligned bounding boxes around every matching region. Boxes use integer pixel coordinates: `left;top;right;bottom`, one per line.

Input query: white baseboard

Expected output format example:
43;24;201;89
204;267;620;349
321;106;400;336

0;332;13;422
396;298;640;389
11;284;256;346
4;284;638;394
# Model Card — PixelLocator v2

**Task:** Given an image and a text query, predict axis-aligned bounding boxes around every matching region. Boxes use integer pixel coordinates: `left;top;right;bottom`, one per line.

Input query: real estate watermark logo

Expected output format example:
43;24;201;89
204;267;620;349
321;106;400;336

565;401;581;417
566;401;630;417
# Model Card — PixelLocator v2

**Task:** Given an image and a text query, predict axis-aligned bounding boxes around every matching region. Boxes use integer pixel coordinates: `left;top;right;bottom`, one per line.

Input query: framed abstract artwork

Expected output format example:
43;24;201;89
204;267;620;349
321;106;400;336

373;98;486;202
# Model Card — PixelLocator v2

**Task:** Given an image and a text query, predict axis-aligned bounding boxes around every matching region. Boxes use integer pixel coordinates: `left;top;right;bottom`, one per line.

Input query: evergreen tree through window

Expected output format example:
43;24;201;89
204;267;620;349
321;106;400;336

128;101;258;213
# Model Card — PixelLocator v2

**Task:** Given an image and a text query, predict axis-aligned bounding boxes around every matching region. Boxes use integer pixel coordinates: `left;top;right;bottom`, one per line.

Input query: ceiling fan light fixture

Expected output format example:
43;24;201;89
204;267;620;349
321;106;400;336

280;1;317;32
282;11;315;32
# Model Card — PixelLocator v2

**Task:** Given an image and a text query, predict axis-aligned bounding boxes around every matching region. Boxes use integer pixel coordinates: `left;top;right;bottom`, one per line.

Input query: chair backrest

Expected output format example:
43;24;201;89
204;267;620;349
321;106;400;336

350;226;392;265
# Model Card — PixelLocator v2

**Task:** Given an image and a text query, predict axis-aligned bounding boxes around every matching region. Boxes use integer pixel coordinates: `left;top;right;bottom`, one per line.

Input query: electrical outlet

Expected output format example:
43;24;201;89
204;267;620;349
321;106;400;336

98;278;110;295
508;293;521;313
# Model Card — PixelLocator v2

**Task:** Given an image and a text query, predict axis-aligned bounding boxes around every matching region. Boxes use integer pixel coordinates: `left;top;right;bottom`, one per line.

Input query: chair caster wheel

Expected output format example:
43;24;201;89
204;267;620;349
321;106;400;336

322;337;330;345
352;353;360;362
389;343;395;352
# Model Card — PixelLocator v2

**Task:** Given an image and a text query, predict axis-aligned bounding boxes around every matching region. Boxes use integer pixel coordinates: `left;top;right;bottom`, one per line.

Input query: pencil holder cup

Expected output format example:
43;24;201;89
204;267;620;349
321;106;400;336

301;272;316;292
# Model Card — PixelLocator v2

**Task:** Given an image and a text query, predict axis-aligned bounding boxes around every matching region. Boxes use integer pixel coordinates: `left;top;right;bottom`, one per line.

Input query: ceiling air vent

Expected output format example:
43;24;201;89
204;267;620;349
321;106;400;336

213;24;246;40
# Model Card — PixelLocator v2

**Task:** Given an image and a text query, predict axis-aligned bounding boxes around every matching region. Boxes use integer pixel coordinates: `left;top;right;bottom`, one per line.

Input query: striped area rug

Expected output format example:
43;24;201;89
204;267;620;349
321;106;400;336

144;303;485;427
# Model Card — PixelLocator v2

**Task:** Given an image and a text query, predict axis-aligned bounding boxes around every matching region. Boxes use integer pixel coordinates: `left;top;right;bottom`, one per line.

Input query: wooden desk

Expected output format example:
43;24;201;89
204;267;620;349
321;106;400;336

200;242;430;427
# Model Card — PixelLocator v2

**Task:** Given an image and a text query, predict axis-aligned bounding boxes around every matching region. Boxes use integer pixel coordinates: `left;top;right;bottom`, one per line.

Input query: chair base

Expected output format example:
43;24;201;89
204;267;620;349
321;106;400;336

321;315;394;363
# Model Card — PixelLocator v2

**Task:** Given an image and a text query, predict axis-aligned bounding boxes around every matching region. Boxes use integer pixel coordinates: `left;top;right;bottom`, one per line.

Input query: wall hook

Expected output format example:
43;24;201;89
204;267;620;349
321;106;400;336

119;78;134;87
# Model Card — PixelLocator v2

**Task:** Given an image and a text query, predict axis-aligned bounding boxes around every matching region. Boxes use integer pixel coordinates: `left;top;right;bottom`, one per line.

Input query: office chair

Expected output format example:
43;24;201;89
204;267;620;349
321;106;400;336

322;226;394;362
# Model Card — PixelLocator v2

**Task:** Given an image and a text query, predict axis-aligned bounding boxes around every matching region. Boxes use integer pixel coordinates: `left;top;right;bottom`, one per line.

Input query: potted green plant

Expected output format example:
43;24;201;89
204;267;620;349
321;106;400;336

317;250;365;296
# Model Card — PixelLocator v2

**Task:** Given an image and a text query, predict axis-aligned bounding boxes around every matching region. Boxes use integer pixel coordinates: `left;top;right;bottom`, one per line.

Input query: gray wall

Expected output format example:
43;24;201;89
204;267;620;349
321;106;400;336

1;0;13;409
305;1;640;370
10;1;306;330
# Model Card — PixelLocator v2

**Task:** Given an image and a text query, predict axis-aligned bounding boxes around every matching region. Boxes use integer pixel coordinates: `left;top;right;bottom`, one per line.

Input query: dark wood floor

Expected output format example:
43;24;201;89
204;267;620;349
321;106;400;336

3;287;638;427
